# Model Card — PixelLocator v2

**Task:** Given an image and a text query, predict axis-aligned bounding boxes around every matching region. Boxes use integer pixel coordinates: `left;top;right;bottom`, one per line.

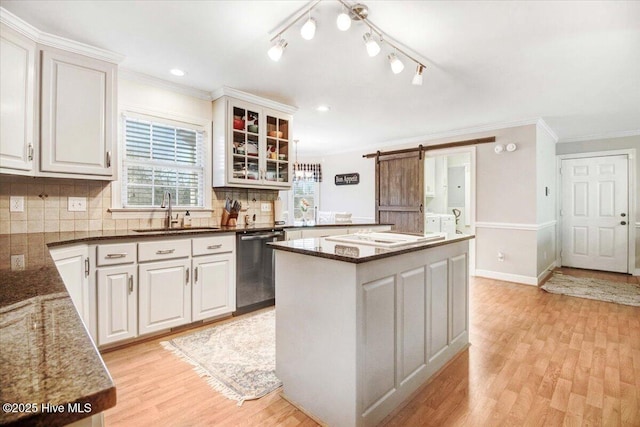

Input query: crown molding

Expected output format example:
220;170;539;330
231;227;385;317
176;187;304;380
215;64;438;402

211;86;298;115
119;69;213;101
536;118;559;142
0;6;124;63
557;129;640;144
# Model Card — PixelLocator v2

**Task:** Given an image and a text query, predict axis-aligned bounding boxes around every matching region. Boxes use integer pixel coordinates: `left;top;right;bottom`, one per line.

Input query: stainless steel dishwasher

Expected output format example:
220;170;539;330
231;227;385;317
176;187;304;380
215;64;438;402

235;229;284;315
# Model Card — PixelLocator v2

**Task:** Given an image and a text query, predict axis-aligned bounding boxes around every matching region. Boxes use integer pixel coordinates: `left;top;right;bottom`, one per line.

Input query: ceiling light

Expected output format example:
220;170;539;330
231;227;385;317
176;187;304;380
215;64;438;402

300;17;316;40
412;64;424;85
363;32;380;57
388;53;404;74
336;9;351;31
170;68;185;77
268;38;288;61
316;105;331;112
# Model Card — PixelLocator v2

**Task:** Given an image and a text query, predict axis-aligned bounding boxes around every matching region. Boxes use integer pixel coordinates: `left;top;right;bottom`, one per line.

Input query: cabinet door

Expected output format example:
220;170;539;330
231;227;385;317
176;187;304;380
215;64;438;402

40;47;115;177
97;265;137;346
0;24;35;173
192;253;235;321
50;246;91;327
138;259;191;335
263;108;291;188
228;100;261;185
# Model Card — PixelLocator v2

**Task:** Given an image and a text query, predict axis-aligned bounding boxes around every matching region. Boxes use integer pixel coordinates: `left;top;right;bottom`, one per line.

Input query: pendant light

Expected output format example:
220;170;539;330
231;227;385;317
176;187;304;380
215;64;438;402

268;38;287;61
412;64;424;85
388;53;404;74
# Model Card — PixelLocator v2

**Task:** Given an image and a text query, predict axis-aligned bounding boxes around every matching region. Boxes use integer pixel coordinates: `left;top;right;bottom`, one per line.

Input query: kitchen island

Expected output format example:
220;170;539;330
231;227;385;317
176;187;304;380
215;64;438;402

271;233;474;427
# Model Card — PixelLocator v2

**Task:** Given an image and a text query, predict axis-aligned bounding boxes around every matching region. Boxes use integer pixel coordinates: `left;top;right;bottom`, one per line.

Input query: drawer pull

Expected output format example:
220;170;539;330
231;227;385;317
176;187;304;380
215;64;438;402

106;253;127;259
156;249;176;255
207;244;223;250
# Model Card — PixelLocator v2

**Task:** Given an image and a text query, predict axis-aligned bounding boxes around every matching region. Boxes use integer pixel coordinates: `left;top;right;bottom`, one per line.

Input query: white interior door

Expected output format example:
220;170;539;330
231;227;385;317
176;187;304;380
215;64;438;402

561;155;629;273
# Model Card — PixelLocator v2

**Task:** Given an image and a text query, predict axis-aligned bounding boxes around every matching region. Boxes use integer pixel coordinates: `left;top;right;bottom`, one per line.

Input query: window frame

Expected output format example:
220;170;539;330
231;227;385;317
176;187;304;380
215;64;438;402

111;109;212;219
289;178;321;225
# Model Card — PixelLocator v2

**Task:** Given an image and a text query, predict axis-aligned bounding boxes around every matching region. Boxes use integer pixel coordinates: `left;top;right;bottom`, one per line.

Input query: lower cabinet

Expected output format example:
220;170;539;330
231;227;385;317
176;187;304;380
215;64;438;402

97;265;137;346
192;253;235;321
49;245;91;330
138;258;192;335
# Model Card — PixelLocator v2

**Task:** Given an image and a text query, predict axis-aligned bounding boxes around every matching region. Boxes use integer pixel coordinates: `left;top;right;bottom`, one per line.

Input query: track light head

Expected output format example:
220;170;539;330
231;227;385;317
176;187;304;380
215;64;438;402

388;53;404;74
336;10;351;31
300;17;316;40
268;38;287;61
363;32;381;57
412;64;425;85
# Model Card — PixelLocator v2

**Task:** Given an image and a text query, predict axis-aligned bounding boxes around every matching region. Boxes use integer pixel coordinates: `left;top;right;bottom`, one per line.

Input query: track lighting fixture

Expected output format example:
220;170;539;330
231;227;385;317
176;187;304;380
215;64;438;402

412;64;424;85
388;53;404;74
363;32;381;57
268;38;287;62
300;16;316;40
268;0;427;85
336;7;351;31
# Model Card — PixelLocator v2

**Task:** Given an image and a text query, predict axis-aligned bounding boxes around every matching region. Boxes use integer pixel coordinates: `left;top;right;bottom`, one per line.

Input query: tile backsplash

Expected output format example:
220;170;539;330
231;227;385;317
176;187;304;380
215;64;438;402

0;175;277;234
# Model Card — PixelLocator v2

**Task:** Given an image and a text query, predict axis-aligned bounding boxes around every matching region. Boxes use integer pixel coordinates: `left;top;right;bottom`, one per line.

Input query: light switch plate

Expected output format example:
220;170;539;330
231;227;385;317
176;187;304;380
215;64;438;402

68;197;87;212
261;203;272;212
10;196;24;212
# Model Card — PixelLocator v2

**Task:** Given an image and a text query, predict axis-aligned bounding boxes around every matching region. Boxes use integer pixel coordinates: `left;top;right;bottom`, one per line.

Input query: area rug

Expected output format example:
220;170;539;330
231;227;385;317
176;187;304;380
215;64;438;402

541;273;640;307
161;308;281;405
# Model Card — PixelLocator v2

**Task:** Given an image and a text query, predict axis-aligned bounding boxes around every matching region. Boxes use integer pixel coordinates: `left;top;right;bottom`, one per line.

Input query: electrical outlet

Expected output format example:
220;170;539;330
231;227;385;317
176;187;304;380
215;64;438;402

10;196;24;212
261;203;272;212
68;197;87;212
11;254;25;271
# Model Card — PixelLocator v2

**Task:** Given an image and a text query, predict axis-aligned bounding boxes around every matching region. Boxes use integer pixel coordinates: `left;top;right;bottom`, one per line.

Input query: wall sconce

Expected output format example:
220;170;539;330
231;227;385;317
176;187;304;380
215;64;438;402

494;143;517;154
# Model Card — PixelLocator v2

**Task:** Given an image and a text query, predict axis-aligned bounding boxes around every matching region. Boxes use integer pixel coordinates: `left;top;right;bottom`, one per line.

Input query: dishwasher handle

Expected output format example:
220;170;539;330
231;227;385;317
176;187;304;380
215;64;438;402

240;232;283;241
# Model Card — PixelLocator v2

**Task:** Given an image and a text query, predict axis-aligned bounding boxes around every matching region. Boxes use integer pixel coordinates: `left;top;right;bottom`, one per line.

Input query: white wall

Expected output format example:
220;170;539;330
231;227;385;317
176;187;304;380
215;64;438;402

556;135;640;273
536;123;558;277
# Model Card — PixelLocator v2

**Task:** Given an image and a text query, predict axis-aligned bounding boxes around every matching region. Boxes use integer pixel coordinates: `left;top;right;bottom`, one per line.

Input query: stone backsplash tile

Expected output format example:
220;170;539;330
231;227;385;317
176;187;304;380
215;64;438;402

0;175;277;234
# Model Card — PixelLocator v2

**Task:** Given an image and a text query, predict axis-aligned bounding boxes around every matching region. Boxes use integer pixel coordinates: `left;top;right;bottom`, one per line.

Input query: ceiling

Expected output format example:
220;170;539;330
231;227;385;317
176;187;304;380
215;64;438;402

3;0;640;156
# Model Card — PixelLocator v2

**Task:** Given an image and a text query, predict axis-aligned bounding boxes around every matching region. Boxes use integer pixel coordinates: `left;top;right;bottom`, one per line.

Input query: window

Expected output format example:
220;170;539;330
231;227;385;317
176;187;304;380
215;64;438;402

122;115;206;208
292;179;319;221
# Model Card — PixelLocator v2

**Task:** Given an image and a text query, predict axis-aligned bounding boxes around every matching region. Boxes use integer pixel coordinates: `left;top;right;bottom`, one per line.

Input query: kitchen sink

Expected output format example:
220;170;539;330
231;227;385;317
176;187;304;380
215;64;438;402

133;226;220;233
325;232;446;248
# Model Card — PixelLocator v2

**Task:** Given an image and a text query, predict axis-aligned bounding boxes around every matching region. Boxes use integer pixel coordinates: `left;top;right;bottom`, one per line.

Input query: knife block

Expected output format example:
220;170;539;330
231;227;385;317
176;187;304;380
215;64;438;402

221;209;238;226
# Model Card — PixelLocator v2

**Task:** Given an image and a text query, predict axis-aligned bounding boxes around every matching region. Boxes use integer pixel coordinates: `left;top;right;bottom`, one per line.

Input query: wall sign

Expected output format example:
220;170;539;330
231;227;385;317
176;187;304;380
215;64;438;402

335;173;360;186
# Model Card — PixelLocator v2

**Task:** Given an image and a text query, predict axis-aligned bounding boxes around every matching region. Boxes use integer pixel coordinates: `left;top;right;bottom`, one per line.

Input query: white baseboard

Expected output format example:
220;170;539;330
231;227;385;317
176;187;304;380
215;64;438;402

537;260;557;284
473;269;538;286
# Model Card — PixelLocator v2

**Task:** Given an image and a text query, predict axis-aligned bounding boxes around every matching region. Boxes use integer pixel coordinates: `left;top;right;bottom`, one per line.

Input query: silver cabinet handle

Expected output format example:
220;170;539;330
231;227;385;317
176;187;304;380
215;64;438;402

106;253;127;259
106;151;112;167
207;244;222;250
128;275;133;293
28;143;34;161
186;268;190;284
84;257;90;277
156;249;175;255
194;266;198;283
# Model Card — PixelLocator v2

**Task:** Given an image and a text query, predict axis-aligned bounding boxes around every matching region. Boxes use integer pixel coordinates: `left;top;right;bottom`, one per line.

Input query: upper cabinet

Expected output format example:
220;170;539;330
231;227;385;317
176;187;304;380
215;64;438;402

40;46;116;177
0;23;36;173
212;89;296;190
0;11;121;180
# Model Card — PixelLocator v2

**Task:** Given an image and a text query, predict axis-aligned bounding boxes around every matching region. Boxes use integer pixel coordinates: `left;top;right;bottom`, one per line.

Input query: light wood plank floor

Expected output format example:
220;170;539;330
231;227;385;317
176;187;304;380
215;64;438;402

102;270;640;426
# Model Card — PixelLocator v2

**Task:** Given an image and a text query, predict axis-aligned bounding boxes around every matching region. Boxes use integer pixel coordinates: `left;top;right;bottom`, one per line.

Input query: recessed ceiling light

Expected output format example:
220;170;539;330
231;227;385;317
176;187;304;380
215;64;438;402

170;68;186;77
316;105;331;112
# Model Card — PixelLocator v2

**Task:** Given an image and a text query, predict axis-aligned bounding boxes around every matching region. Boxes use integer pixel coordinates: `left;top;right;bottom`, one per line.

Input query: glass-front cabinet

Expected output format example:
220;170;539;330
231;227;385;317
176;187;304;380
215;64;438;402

212;92;294;190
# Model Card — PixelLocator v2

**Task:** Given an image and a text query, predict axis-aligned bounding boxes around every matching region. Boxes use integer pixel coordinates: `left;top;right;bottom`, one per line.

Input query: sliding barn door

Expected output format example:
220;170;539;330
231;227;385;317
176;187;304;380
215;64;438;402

376;153;424;233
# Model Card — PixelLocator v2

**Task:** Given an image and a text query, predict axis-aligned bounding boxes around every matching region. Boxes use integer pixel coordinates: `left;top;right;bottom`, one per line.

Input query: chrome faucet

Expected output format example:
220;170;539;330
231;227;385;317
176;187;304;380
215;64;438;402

161;191;179;228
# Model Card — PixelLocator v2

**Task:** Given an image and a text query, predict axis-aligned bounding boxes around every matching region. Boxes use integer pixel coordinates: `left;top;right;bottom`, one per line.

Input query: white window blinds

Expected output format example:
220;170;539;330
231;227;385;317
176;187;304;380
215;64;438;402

122;116;205;208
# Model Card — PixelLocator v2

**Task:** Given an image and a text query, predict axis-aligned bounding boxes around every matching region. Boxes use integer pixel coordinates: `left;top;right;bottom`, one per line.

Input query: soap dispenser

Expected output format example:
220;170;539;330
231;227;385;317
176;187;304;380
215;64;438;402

184;210;192;227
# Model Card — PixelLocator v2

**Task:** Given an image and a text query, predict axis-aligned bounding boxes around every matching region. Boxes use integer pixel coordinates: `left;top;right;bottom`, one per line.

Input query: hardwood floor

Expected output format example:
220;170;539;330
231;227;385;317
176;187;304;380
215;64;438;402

102;271;640;426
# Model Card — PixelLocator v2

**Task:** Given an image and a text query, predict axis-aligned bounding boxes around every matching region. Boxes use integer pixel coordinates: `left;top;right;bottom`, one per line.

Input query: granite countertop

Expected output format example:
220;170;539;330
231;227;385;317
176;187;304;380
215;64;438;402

0;235;116;427
270;233;475;264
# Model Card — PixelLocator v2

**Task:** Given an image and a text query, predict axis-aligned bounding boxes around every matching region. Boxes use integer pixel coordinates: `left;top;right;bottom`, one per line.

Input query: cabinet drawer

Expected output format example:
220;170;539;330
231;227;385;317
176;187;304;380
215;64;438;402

96;243;137;266
192;234;235;256
138;239;190;262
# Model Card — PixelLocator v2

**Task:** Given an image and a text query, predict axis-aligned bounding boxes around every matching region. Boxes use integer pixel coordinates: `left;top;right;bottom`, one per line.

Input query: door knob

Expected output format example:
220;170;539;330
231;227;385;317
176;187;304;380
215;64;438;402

621;221;627;225
621;213;626;217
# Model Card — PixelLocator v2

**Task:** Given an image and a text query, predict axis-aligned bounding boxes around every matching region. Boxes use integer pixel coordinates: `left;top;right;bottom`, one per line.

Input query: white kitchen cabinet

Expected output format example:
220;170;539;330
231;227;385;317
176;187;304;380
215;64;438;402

212;91;295;190
50;245;91;329
192;253;235;321
302;227;350;239
97;265;137;346
424;157;436;197
0;23;36;174
40;45;116;178
138;258;192;335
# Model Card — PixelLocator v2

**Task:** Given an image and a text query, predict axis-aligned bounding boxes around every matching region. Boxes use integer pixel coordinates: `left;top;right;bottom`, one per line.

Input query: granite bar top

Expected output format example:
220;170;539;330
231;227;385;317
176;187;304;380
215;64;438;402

0;235;116;427
270;233;475;264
